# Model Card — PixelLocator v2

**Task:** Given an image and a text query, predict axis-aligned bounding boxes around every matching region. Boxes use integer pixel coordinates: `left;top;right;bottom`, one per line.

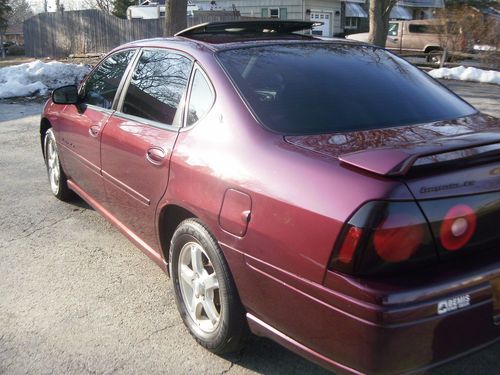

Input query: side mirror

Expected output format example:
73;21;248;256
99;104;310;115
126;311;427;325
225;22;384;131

52;85;79;105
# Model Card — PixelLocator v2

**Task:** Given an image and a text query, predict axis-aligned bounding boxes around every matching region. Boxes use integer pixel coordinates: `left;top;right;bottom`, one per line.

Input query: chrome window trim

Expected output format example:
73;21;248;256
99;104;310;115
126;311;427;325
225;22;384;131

83;104;114;116
111;111;180;132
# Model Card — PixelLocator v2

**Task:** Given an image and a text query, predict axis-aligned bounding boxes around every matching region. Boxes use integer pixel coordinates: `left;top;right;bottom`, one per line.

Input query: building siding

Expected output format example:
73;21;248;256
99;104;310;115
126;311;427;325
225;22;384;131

193;0;304;20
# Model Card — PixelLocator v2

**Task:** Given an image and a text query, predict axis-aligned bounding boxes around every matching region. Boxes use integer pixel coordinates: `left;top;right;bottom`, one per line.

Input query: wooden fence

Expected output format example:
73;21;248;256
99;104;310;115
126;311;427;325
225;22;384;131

24;9;242;57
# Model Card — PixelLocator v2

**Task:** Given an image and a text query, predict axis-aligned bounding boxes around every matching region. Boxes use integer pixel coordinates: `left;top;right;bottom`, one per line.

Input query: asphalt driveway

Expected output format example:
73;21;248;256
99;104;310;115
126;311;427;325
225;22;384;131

0;80;499;375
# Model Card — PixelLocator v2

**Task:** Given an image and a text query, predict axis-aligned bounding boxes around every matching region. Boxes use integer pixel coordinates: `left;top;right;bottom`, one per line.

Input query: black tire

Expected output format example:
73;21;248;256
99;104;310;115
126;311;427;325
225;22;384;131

170;218;248;354
43;128;74;201
426;50;444;66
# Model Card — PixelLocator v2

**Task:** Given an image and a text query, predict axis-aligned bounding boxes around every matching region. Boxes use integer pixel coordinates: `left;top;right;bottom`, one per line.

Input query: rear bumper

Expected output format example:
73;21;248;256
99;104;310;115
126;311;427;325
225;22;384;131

247;313;499;375
235;251;500;374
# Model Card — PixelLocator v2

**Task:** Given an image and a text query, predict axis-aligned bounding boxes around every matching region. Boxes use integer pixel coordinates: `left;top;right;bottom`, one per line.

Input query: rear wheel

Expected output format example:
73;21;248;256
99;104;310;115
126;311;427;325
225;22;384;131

44;129;73;201
170;219;247;354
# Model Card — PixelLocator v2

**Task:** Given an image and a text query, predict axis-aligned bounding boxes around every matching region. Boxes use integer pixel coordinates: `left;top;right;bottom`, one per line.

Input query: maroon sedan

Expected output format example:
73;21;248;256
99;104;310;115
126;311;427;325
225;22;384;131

41;21;499;374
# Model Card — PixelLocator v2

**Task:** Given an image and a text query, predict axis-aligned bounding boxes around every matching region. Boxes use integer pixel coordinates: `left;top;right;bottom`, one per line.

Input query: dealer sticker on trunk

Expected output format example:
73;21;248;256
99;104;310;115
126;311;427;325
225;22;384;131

437;294;471;315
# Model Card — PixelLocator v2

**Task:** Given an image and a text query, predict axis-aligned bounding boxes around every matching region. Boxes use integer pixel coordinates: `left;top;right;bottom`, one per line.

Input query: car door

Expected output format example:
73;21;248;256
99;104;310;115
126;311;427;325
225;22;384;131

57;49;137;202
100;48;193;249
386;22;402;52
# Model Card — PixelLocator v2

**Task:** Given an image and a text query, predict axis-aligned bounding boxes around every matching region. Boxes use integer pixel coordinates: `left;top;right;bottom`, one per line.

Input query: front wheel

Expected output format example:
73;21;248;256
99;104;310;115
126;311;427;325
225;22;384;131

426;50;444;66
44;128;73;201
170;219;248;354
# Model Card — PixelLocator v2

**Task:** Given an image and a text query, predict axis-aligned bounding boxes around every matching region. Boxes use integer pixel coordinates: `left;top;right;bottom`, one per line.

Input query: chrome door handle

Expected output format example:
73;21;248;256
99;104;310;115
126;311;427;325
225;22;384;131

146;147;166;165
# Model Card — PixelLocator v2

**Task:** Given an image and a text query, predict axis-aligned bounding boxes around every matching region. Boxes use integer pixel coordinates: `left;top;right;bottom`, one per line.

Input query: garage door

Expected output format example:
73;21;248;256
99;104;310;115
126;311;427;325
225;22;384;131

310;12;331;36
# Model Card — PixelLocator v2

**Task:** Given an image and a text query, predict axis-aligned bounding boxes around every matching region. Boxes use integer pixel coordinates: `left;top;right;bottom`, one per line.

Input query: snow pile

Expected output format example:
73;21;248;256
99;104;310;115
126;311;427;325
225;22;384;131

0;60;91;99
428;66;500;85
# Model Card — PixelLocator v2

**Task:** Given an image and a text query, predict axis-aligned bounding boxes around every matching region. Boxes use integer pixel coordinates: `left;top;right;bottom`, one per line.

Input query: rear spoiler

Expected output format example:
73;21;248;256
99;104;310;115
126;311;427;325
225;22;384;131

339;131;500;176
175;20;320;37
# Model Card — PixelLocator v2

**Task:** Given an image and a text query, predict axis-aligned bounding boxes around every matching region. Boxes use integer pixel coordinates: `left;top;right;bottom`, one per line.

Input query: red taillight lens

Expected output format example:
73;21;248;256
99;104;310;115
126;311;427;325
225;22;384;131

440;204;477;251
338;226;363;263
373;213;425;262
330;201;436;275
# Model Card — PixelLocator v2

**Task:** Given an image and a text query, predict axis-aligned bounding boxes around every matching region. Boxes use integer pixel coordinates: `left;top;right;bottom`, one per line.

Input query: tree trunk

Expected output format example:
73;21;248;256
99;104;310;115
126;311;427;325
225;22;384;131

165;0;187;37
0;33;5;59
368;0;395;48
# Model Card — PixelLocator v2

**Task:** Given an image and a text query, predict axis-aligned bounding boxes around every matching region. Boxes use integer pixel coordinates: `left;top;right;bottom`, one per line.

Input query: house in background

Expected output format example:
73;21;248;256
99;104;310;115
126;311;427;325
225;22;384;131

5;24;24;45
344;0;445;34
192;0;445;37
397;0;444;20
193;0;345;36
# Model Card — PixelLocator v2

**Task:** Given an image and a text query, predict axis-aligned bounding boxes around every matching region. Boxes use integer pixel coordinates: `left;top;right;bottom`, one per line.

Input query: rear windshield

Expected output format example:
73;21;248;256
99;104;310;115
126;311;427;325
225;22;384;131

217;43;476;135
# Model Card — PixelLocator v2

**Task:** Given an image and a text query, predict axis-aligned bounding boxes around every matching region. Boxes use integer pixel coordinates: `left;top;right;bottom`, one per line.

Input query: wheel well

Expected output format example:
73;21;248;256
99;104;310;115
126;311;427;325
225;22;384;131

424;46;442;54
40;118;51;157
158;204;196;263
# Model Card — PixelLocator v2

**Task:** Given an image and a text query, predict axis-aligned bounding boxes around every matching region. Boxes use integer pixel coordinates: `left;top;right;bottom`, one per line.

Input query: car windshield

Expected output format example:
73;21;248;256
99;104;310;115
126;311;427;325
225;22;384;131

216;43;476;135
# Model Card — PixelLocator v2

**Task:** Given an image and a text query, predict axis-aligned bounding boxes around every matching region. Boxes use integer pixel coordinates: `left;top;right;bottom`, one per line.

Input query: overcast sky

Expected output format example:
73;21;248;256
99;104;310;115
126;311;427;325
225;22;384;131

28;0;88;13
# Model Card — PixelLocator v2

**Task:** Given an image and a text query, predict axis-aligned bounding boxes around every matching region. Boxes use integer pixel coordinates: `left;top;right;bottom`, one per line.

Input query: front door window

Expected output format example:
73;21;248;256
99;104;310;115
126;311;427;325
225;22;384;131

80;50;136;109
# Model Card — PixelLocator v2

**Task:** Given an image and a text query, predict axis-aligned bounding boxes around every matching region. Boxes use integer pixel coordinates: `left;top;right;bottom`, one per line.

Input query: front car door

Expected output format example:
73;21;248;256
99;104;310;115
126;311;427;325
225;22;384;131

386;21;402;52
56;49;137;202
100;48;193;250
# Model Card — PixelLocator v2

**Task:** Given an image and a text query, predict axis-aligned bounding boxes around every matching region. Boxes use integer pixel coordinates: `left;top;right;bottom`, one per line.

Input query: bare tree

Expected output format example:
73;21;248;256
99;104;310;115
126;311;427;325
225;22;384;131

0;0;11;58
368;0;398;47
7;0;33;25
436;4;499;67
165;0;187;37
82;0;113;13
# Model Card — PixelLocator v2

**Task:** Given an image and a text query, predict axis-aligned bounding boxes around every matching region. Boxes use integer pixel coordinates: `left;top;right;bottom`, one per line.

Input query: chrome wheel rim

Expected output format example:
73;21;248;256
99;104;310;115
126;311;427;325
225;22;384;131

178;242;221;333
46;137;60;195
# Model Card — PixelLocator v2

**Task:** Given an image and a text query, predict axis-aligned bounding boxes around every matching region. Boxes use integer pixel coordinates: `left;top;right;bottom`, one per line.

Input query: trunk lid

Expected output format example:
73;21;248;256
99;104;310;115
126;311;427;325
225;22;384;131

285;113;499;187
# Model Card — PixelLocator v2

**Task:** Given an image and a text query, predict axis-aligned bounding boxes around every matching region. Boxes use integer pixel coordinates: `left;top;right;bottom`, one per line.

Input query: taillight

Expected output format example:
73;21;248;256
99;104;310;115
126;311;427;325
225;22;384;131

338;226;363;263
330;201;437;275
439;204;477;251
373;213;425;262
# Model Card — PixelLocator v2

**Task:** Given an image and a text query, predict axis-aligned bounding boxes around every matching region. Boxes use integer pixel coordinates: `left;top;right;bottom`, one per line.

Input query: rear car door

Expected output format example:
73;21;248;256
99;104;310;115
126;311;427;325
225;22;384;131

57;49;137;202
100;48;193;249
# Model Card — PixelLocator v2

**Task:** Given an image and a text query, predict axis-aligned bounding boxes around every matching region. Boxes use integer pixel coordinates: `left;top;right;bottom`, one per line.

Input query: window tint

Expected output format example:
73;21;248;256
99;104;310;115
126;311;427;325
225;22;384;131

217;44;476;135
81;50;135;109
388;23;398;36
122;49;192;125
187;71;214;126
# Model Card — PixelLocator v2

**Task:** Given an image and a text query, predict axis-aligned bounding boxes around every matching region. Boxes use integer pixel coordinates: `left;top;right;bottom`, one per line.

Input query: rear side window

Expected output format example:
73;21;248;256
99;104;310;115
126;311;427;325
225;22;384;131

122;49;192;125
217;43;476;135
81;50;135;109
409;24;442;34
186;70;215;126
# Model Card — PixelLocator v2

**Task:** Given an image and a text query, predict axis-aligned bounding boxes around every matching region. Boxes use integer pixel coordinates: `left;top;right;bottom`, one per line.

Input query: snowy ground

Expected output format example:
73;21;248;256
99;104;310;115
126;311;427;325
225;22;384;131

428;66;500;85
0;60;499;101
0;60;91;99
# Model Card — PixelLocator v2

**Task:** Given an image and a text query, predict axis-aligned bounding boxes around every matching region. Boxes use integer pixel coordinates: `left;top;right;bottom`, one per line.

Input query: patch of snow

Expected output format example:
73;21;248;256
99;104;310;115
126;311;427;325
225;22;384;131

0;60;91;99
428;66;500;85
473;44;497;52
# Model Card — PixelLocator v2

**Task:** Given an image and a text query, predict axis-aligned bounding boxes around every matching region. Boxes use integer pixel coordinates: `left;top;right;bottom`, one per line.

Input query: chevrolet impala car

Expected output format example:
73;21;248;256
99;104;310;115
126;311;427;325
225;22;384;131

41;21;500;374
